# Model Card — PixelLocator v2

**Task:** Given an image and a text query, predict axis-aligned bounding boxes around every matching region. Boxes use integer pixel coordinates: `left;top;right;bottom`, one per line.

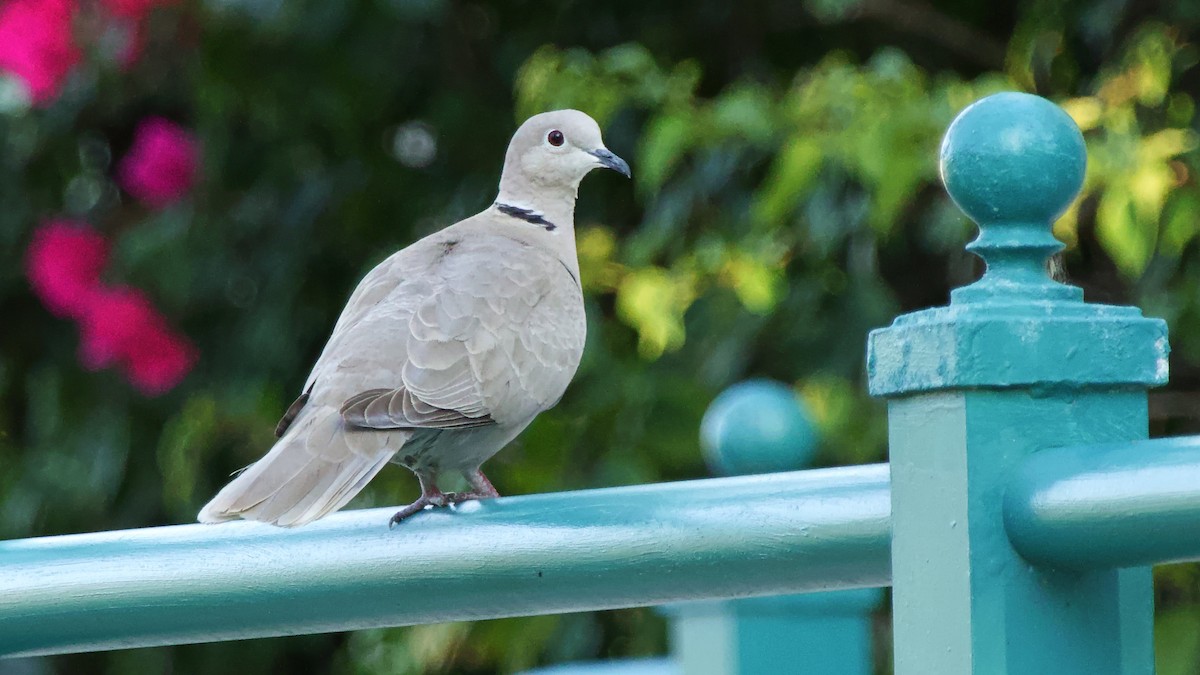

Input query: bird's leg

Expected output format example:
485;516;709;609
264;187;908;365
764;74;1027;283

466;469;501;498
391;470;500;526
443;468;502;505
389;471;450;528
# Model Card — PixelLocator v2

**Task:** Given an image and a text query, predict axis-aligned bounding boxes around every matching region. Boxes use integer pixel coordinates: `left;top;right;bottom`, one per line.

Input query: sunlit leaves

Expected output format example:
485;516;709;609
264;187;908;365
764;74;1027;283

517;44;1010;356
1068;25;1199;277
616;266;696;359
1124;24;1176;107
1162;191;1200;256
719;249;783;315
575;225;622;292
1062;97;1104;132
1097;189;1154;277
514;43;700;126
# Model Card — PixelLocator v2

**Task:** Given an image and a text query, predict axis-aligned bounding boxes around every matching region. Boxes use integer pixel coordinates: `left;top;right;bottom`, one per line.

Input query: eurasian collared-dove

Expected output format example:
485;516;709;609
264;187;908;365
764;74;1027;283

198;109;629;528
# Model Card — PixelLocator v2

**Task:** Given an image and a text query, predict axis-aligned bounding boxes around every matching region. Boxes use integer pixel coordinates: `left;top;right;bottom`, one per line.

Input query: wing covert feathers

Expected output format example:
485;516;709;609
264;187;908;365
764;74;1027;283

340;387;495;430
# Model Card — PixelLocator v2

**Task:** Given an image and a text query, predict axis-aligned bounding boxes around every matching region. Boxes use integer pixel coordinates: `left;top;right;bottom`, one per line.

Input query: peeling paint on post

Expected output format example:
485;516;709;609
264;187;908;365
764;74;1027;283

867;92;1169;674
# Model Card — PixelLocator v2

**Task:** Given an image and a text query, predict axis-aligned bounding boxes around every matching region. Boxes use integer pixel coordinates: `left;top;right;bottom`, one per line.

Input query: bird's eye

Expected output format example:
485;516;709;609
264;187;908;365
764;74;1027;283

547;130;565;147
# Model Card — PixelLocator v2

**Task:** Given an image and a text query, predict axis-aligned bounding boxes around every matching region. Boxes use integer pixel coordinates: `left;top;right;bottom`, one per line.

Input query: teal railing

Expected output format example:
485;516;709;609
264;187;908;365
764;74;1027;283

523;379;880;675
661;381;881;675
3;92;1199;674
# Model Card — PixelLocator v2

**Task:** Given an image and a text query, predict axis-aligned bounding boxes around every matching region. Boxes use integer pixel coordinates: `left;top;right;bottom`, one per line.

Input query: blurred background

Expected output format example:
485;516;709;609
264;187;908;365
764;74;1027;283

2;0;1200;673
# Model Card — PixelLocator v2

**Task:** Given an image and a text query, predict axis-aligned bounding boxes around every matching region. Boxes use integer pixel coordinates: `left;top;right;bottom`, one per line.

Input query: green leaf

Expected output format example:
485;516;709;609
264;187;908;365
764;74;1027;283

1157;608;1200;675
1096;188;1155;277
616;266;696;359
636;111;695;194
1162;190;1200;256
751;134;824;226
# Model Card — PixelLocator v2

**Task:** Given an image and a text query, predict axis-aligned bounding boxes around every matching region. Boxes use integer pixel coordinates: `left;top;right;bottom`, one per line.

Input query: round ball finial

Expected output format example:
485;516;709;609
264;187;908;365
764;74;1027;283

940;92;1086;225
699;379;818;476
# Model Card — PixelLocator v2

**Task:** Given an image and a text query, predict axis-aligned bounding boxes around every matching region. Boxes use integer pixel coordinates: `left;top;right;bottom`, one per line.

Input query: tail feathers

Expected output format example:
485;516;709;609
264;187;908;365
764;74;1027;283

198;409;400;527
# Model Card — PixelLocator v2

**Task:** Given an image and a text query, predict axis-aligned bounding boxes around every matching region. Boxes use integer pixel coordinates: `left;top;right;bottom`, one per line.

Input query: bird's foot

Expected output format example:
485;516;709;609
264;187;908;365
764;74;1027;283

388;492;500;528
389;473;502;528
388;493;451;528
441;490;498;506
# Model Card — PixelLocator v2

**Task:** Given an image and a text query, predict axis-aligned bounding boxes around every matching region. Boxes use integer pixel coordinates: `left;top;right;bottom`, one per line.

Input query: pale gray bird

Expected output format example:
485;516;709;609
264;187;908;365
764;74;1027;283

198;110;630;527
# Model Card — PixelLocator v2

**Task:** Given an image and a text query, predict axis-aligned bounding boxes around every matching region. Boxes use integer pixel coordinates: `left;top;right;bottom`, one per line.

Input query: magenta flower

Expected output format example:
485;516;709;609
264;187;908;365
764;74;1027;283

77;286;158;370
118;117;199;207
77;286;197;395
0;0;80;105
28;220;197;396
26;220;109;319
124;320;198;395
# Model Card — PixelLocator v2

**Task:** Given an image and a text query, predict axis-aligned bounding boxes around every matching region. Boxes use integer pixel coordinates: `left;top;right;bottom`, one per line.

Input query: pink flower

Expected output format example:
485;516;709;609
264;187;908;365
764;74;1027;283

124;321;197;395
25;219;109;318
77;286;197;395
77;286;158;370
0;0;80;105
117;117;199;207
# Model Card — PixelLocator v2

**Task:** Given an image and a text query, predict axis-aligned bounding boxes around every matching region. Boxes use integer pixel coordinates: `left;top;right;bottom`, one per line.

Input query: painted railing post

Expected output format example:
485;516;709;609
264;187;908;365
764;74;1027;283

867;92;1170;674
664;379;881;675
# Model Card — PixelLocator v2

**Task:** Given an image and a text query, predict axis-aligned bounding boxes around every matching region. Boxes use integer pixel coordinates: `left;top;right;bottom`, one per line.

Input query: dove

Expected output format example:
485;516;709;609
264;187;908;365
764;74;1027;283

198;109;630;528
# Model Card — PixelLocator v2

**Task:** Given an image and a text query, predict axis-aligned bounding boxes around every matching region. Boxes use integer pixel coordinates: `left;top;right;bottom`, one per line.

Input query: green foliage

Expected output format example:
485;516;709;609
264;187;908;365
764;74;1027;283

5;0;1200;673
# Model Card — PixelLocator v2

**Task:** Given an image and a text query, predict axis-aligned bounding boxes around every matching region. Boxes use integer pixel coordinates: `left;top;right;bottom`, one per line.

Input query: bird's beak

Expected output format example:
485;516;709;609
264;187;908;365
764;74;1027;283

589;148;631;178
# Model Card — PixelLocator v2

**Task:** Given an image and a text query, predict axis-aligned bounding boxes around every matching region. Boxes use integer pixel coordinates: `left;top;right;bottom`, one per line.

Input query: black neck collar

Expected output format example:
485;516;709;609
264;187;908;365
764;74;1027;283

495;202;556;231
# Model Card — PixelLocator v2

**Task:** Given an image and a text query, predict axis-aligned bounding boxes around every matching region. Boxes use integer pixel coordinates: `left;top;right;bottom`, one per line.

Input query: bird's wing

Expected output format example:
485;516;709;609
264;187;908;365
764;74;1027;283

339;387;495;429
281;229;446;429
302;245;431;393
311;233;585;431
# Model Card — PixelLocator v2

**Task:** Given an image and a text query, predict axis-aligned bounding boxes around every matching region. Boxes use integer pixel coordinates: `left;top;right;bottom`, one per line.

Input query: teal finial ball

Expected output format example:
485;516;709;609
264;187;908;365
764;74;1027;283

699;379;818;476
940;92;1086;225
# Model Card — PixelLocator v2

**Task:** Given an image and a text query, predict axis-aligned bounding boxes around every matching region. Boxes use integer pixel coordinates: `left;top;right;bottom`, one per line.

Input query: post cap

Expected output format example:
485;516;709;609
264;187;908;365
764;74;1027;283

941;92;1088;303
867;92;1168;397
941;92;1086;228
699;379;817;475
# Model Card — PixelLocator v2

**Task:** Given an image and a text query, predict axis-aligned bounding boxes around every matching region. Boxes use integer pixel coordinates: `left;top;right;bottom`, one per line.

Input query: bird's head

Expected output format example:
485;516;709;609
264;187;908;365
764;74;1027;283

499;110;630;197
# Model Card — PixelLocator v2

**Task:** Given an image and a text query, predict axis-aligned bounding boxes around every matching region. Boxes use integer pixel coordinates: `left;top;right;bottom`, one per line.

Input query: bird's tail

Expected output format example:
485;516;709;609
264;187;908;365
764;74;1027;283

197;407;404;527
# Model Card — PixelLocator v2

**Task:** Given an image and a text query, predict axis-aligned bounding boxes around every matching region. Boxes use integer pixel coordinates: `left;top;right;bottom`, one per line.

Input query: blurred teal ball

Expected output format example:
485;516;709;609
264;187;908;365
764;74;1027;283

940;92;1086;224
700;379;818;476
